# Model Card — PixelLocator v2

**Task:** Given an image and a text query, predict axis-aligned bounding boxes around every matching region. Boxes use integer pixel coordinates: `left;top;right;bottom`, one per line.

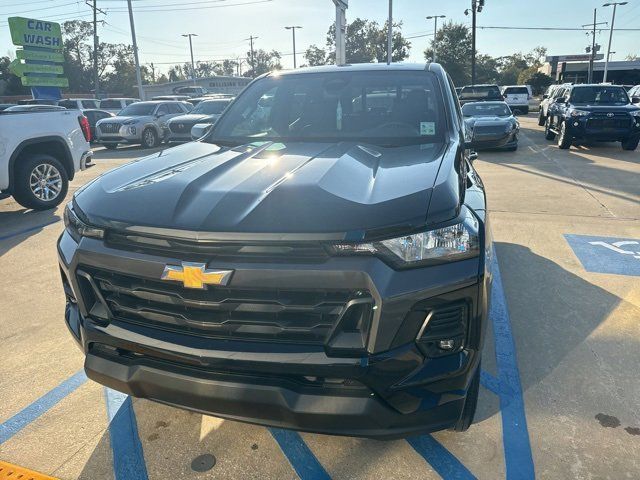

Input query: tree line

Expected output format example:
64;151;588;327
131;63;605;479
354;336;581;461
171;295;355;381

0;19;556;97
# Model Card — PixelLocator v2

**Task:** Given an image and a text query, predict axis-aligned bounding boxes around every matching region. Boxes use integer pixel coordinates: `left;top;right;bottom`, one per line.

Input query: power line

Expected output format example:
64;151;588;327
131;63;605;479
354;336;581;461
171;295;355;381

0;1;80;15
0;12;94;26
477;25;640;31
105;0;272;12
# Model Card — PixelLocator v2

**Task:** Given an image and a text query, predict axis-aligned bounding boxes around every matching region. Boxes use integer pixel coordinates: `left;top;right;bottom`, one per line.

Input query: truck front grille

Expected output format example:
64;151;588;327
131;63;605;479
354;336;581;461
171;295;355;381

78;267;373;345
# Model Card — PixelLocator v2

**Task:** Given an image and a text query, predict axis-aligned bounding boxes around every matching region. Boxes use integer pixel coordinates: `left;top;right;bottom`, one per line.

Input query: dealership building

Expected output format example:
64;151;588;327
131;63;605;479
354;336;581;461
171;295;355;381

539;55;640;85
141;75;252;99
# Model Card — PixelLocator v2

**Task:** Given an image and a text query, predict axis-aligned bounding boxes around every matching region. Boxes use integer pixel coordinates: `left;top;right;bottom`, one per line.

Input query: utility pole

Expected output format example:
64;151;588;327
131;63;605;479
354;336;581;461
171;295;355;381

582;10;606;83
426;15;446;62
150;62;156;83
182;33;198;83
85;0;106;98
332;0;348;65
126;0;144;100
466;0;484;84
603;1;627;83
387;0;393;64
246;36;258;77
284;26;302;69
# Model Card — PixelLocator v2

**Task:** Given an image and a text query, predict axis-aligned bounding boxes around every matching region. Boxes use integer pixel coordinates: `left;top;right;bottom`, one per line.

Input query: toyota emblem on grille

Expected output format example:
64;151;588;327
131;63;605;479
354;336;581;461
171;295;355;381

607;113;615;117
178;123;184;128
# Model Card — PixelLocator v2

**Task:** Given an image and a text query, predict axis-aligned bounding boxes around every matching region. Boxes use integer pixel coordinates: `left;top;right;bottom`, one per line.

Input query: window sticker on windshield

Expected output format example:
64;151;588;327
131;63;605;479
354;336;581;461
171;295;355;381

420;121;435;136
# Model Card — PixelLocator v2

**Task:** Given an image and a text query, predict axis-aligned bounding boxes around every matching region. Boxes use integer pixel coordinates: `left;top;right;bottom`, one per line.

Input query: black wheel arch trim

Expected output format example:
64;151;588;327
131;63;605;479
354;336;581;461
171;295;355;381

8;135;75;192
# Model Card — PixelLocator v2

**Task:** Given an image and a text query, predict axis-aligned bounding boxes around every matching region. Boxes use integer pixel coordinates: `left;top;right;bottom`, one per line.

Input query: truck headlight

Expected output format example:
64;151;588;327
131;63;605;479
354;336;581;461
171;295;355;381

64;203;104;242
570;109;590;117
331;212;480;268
630;110;640;117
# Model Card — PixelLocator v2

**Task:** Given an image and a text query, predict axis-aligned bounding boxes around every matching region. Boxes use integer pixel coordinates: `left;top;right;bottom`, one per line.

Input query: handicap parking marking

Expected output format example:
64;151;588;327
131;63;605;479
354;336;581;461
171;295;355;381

104;388;149;480
564;234;640;276
0;370;87;445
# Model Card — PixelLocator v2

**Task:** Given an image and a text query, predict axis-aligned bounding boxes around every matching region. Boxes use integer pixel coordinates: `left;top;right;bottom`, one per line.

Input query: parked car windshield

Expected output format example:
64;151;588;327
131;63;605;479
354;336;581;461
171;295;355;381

192;100;231;115
210;71;445;147
118;103;156;116
459;86;502;100
100;99;123;109
570;86;629;105
503;87;529;95
462;102;511;117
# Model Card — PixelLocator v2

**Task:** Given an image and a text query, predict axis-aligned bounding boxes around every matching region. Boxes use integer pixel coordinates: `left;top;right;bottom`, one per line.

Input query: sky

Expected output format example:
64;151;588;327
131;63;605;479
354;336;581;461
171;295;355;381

1;0;639;76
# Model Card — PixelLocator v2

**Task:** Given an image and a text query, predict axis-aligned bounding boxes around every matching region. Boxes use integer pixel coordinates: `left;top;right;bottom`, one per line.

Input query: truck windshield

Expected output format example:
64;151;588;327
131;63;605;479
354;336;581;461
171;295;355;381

118;104;156;116
209;71;445;147
570;86;629;105
459;86;501;100
192;100;230;115
462;103;511;117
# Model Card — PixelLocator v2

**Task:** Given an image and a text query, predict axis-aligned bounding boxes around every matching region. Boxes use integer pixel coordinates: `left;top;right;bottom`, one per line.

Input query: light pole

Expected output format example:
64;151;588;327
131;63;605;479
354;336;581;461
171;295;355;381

602;2;627;83
284;26;302;69
465;0;485;85
332;0;348;65
127;0;144;100
387;0;393;64
426;15;445;62
182;33;198;83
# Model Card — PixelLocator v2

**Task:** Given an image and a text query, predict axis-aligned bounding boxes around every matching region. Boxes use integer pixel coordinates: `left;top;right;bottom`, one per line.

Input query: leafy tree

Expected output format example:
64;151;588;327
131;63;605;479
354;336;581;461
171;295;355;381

244;49;282;77
215;59;239;76
519;70;552;95
475;54;499;84
101;45;149;96
425;22;472;86
304;45;329;66
0;56;29;95
326;18;411;64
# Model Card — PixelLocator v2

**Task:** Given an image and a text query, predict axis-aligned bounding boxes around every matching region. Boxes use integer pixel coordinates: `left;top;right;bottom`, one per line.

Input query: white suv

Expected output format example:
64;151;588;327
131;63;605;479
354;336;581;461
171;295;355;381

500;86;531;114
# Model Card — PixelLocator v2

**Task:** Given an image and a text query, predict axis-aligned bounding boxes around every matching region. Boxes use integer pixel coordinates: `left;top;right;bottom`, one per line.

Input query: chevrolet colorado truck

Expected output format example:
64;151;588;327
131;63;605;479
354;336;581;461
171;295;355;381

544;84;640;150
58;63;491;438
0;109;92;209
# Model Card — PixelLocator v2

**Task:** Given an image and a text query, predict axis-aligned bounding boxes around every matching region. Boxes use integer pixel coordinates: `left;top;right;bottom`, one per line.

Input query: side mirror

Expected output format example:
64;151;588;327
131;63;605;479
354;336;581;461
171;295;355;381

632;97;640;104
542;94;549;99
191;122;213;140
469;151;478;162
555;98;566;104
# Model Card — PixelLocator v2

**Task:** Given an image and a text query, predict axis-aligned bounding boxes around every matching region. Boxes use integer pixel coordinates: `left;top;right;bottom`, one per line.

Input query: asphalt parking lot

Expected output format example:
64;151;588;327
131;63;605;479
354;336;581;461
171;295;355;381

1;115;639;479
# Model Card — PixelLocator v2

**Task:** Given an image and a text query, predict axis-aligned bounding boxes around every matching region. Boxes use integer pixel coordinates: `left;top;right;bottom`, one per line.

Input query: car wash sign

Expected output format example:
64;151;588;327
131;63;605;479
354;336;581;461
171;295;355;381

8;17;68;97
9;17;62;49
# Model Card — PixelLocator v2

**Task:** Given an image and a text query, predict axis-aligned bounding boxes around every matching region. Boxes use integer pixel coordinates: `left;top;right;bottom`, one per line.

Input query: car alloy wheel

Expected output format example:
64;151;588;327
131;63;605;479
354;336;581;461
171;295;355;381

29;163;63;201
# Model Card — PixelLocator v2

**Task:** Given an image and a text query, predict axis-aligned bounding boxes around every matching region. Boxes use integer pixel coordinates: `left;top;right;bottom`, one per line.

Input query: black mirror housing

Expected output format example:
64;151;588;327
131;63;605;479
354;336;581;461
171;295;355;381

632;97;640;104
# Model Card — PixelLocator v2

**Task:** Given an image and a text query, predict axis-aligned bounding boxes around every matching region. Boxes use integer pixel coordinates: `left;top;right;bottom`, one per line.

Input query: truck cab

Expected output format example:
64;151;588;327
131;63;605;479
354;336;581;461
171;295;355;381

543;84;640;150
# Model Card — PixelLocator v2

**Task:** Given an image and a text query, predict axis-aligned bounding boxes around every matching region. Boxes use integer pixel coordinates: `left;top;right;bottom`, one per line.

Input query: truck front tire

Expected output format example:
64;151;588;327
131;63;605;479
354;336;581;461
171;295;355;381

622;137;639;151
557;122;572;149
12;154;69;210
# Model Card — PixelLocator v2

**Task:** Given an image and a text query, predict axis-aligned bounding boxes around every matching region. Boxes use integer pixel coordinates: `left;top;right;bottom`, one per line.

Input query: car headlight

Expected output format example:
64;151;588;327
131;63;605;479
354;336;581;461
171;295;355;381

570;109;590;117
331;213;480;268
128;126;136;135
504;123;514;133
64;203;104;242
630;110;640;117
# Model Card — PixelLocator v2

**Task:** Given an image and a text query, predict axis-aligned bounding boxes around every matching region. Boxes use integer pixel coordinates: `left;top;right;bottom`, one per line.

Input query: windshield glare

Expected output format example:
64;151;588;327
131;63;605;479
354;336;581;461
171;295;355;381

192;100;230;115
459;86;501;99
209;71;445;147
118;104;155;116
570;87;629;105
462;103;511;117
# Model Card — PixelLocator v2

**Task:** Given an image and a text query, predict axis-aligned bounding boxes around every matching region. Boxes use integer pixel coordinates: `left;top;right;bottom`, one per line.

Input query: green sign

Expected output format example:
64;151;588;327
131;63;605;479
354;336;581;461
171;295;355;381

16;49;64;63
9;60;64;76
8;17;63;49
21;76;69;88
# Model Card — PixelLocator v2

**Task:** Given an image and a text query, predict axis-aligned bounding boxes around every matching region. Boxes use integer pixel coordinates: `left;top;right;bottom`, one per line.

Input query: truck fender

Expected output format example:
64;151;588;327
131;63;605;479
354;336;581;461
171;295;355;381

8;136;74;192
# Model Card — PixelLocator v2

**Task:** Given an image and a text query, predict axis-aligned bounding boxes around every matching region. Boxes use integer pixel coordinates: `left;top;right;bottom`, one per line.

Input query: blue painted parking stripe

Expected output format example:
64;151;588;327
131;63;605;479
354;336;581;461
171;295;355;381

269;428;331;480
480;370;501;396
0;370;87;444
104;388;149;480
490;248;535;480
408;434;476;479
0;218;61;241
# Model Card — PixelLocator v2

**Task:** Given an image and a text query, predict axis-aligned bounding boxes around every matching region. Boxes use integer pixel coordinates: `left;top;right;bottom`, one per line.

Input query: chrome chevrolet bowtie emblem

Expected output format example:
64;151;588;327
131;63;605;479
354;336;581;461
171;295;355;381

161;262;233;289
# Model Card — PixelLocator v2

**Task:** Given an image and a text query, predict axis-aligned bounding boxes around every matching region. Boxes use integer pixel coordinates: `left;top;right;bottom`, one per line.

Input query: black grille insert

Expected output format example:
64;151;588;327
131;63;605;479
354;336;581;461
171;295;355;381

79;267;373;345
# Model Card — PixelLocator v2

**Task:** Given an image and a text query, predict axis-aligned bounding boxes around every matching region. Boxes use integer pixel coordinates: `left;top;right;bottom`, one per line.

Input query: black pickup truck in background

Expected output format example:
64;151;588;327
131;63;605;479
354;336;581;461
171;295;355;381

543;84;640;150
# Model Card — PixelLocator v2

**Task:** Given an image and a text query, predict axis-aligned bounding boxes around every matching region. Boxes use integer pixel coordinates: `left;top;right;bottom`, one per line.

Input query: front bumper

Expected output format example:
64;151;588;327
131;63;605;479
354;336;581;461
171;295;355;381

97;124;142;144
57;220;490;438
565;115;640;140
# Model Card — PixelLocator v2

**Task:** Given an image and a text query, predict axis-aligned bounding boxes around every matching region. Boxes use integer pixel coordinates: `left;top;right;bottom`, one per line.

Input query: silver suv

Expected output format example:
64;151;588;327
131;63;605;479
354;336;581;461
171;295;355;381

95;100;192;149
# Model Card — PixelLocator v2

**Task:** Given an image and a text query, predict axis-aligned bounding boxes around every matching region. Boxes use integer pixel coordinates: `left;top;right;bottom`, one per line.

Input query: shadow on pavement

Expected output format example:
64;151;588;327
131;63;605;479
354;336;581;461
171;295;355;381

0;207;60;258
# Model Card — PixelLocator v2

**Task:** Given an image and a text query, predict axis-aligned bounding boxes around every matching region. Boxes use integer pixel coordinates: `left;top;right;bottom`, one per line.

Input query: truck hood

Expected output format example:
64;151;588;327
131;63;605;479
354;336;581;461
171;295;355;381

75;140;449;238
